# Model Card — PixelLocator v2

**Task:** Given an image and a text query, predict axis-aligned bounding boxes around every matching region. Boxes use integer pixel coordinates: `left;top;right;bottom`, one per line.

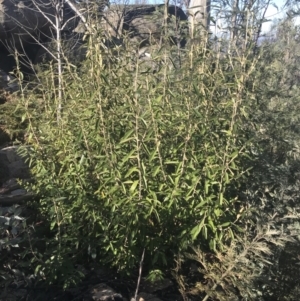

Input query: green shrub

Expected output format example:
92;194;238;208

0;96;27;145
0;3;297;300
174;17;300;301
0;1;299;297
17;28;256;286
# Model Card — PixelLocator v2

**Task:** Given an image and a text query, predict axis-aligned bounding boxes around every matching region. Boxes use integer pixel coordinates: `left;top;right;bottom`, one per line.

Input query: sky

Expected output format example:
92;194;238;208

261;0;288;32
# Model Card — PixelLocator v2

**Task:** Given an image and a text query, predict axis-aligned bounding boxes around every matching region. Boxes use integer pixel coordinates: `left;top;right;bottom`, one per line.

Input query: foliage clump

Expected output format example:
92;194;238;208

1;3;300;301
19;28;252;281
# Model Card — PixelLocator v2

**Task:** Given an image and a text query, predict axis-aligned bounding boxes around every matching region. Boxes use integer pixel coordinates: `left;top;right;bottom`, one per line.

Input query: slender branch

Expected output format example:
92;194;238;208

55;0;64;124
30;0;56;28
65;0;93;33
2;12;57;61
134;248;145;301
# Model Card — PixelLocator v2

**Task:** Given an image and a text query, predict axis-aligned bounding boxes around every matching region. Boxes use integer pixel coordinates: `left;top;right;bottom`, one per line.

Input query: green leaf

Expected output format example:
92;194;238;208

220;222;231;228
194;196;207;208
202;225;208;239
120;149;136;167
149;149;158;162
21;114;26;123
205;180;209;194
125;167;139;178
130;180;139;193
190;217;206;240
230;150;239;159
228;228;235;240
214;208;222;217
119;129;135;144
35;265;42;275
209;238;216;251
225;171;229;184
208;218;216;232
152;166;160;177
50;220;56;230
218;192;223;205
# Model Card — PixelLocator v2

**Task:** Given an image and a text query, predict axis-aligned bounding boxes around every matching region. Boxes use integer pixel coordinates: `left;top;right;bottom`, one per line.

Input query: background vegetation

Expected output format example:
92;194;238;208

1;1;300;300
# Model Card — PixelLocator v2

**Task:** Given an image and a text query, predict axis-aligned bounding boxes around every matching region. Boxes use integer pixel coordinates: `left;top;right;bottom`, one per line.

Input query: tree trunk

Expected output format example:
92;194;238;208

188;0;210;34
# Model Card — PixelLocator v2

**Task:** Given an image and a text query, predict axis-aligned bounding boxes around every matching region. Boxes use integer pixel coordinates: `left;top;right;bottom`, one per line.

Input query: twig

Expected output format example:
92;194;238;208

64;0;93;33
134;248;145;301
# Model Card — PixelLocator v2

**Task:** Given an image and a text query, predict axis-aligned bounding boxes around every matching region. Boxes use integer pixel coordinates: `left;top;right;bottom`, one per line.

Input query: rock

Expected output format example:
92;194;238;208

130;278;174;301
0;178;20;191
0;288;27;301
0;0;80;72
140;277;173;293
0;180;34;205
131;293;163;301
1;3;187;73
0;146;30;183
75;4;188;47
85;283;125;301
0;0;78;47
34;32;87;65
122;5;187;47
0;69;18;93
10;188;27;195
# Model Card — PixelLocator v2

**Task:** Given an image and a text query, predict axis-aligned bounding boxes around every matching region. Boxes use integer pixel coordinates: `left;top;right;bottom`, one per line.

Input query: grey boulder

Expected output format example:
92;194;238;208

0;0;77;47
0;146;30;182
